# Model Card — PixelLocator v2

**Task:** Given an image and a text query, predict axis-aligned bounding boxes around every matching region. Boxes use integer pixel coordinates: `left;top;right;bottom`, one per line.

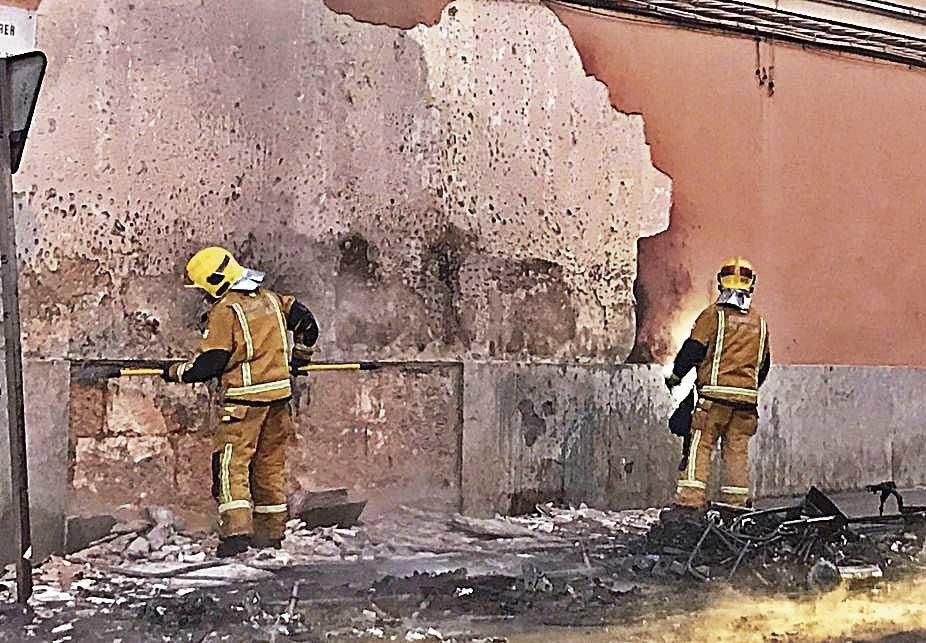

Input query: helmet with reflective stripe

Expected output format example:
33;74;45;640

717;257;756;293
185;247;246;299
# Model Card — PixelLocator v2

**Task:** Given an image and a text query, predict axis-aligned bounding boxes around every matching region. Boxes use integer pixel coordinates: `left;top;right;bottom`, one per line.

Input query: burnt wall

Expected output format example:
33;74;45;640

328;0;926;367
19;0;668;365
462;363;926;516
1;0;670;546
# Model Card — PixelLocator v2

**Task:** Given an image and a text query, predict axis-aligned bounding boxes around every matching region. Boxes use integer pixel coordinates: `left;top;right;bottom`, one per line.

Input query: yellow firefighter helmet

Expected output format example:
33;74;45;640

717;257;756;293
185;246;246;299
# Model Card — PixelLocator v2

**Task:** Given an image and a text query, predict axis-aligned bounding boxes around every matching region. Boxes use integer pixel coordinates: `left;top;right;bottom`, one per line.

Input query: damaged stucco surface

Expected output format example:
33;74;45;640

20;0;669;364
462;363;926;516
0;0;670;542
462;363;679;516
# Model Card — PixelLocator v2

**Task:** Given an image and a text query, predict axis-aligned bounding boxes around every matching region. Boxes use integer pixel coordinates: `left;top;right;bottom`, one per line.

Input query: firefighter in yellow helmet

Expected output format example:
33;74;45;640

161;246;319;557
662;257;771;522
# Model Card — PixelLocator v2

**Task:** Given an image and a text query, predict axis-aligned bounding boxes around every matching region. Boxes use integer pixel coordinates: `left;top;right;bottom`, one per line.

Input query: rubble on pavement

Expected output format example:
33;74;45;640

641;484;926;590
4;489;926;640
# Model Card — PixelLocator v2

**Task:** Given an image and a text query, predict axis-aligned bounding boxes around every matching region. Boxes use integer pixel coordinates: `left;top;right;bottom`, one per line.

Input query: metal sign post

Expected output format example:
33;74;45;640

0;50;45;605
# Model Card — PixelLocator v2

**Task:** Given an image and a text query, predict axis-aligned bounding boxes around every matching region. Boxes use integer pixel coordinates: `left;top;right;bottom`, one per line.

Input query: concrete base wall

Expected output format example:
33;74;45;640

753;366;926;496
462;363;926;515
0;360;69;565
461;362;678;516
4;362;925;560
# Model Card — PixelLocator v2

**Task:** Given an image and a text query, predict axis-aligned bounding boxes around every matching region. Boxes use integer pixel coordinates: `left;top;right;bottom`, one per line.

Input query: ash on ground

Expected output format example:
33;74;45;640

1;489;924;642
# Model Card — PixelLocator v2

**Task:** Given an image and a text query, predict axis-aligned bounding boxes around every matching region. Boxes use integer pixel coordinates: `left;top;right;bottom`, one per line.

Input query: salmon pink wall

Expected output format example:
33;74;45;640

332;0;926;365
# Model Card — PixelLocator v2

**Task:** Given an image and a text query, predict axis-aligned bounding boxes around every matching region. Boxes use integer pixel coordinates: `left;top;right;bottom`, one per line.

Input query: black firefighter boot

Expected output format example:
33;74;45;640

251;535;283;550
659;504;705;526
216;535;252;557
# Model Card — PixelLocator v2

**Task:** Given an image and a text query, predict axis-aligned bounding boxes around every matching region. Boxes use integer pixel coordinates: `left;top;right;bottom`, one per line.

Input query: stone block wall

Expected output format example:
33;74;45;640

65;364;462;519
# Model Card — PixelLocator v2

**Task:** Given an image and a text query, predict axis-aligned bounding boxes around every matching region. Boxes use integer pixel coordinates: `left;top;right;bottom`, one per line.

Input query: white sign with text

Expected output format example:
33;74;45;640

0;7;35;57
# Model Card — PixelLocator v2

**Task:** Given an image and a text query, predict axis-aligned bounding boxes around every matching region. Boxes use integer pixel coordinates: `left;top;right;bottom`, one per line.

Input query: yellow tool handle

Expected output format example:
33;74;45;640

297;363;362;372
296;362;381;373
119;367;165;377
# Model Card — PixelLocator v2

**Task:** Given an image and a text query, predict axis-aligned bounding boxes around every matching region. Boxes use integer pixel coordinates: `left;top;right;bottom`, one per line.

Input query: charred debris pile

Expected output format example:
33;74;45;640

642;482;926;591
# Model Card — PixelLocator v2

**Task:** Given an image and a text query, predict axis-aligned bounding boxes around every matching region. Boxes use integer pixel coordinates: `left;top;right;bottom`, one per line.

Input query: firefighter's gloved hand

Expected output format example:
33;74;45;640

290;343;314;374
664;373;682;390
161;362;181;383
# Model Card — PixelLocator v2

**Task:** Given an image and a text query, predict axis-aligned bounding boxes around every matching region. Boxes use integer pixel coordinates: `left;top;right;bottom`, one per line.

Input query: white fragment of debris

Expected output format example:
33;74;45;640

86;597;115;605
147;506;178;528
405;631;427;641
50;623;74;634
365;626;385;638
31;587;74;603
449;514;537;539
454;587;474;597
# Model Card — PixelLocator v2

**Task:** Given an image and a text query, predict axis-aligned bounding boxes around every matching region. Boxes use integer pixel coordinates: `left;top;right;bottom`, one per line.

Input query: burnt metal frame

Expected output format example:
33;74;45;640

684;484;926;581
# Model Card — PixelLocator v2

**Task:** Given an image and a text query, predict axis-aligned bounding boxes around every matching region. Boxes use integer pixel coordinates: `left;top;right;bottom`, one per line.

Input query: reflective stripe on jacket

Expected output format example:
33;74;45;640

691;303;769;405
201;289;295;403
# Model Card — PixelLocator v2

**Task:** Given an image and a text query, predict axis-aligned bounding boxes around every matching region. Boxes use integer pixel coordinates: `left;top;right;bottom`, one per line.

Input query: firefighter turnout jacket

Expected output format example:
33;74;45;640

169;289;319;403
670;300;770;508
673;303;770;406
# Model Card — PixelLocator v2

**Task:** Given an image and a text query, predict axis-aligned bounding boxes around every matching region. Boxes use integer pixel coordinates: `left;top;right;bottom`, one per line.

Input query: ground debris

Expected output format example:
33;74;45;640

449;515;537;539
639;484;926;590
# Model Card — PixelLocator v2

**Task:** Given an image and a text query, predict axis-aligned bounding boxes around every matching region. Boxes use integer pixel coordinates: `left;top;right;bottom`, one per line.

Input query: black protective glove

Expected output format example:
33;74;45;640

664;372;682;390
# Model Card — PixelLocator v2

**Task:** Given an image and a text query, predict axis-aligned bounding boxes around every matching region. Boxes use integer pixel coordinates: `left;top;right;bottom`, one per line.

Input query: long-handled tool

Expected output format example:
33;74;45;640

75;360;178;383
295;362;382;373
76;360;390;383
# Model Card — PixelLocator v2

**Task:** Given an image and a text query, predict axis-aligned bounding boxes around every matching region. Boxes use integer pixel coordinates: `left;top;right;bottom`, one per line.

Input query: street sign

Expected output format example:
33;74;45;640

0;49;46;604
0;7;35;58
6;51;45;173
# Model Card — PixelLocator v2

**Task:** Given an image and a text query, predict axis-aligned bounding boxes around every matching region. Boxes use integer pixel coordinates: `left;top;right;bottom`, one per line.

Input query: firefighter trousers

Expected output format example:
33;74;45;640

676;397;758;508
211;400;294;540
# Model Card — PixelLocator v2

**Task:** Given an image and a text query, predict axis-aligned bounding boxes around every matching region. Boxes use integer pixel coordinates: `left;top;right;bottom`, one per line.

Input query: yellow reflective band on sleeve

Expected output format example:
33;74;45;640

253;504;288;514
176;362;192;380
677;480;706;490
218;499;253;513
721;486;750;495
264;293;290;373
710;308;725;386
241;362;252;387
756;316;767;387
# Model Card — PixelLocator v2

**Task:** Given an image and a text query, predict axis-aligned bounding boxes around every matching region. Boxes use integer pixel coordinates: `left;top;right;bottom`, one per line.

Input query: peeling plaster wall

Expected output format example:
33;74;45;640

1;0;669;540
330;0;926;368
20;0;668;365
